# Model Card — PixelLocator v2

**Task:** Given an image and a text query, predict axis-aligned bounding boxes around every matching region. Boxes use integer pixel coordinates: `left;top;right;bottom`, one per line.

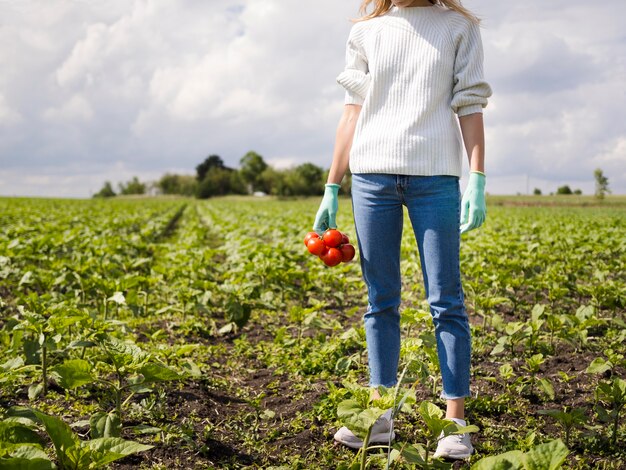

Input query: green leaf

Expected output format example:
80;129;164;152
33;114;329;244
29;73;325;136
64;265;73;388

102;338;148;367
538;378;555;400
523;439;569;470
50;360;94;390
1;357;25;371
140;363;182;382
28;384;44;401
396;444;426;464
0;421;43;448
418;401;448;436
450;424;479;435
585;358;612;374
85;437;153;467
225;299;252;328
30;410;80;461
0;457;56;470
336;400;385;439
128;425;161;435
471;450;524;470
538;408;586;427
8;445;51;461
89;412;121;439
180;359;202;377
531;304;545;321
595;404;611;423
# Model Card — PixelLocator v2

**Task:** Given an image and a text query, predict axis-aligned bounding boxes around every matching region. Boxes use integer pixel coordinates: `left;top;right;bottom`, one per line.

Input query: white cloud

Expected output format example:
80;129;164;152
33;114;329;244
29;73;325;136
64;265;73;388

0;94;21;125
42;94;93;121
267;157;300;170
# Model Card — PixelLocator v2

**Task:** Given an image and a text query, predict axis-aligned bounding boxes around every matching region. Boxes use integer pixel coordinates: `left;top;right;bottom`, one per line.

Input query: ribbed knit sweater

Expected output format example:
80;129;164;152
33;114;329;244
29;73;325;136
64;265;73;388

337;4;492;177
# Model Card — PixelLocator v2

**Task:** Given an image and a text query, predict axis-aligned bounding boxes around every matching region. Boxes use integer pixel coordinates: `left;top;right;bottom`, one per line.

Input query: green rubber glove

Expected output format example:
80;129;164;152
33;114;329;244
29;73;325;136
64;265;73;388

460;171;486;234
313;183;340;234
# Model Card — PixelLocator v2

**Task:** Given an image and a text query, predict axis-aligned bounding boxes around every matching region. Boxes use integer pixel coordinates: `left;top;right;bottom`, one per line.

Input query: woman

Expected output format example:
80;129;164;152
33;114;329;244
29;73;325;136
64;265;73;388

313;0;492;460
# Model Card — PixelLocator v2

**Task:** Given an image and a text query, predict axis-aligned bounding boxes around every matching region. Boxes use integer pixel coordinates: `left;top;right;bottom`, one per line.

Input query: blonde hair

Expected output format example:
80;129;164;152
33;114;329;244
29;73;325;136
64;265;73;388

354;0;479;24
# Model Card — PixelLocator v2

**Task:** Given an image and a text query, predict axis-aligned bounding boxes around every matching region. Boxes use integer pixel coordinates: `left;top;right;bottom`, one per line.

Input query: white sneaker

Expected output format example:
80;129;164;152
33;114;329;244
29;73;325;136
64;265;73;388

433;432;474;459
334;410;395;449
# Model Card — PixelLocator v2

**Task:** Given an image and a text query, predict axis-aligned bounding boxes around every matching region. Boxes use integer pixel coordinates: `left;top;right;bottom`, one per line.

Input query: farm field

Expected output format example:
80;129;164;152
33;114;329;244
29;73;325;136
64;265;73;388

0;195;625;469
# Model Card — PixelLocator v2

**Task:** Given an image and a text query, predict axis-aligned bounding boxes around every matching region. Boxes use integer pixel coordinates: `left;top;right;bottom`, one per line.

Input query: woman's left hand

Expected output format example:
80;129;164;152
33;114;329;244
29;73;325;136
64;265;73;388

460;171;486;233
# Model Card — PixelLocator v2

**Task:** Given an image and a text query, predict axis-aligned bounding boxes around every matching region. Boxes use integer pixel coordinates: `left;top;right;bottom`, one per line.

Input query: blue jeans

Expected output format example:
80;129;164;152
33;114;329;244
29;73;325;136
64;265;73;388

351;173;471;400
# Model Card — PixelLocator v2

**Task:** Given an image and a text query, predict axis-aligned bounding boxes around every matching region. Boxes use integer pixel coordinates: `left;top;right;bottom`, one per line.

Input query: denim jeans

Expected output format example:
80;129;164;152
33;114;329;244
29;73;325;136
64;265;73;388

351;173;471;400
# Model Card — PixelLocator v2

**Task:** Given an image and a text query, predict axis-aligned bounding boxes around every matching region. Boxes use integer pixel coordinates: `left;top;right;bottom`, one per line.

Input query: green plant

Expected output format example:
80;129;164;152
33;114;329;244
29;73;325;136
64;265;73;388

519;354;554;400
5;407;153;469
595;377;626;448
538;407;587;447
471;438;569;470
49;338;183;434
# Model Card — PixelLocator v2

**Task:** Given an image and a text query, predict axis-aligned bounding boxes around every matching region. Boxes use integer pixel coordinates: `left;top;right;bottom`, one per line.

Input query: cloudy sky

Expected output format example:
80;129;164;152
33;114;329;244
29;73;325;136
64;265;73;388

1;0;625;197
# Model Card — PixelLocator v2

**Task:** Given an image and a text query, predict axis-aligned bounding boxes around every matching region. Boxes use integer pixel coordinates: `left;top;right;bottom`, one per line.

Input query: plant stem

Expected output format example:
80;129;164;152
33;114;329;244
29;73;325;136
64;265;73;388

612;406;621;448
360;426;373;470
116;387;122;420
42;343;48;395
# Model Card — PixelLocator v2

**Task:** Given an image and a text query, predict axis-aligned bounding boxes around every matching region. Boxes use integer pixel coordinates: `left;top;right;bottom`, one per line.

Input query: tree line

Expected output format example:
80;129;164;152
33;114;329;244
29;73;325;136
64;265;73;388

94;151;351;199
532;169;611;199
94;153;611;200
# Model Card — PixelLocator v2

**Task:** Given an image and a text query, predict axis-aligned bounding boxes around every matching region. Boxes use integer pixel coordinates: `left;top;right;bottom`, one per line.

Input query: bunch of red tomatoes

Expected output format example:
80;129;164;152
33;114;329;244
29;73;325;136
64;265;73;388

303;229;356;267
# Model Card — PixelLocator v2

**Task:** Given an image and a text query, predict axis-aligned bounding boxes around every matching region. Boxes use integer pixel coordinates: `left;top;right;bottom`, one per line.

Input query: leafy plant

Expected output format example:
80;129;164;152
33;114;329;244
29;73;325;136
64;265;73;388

519;354;554;400
595;377;626;448
471;438;569;470
49;338;183;433
538;407;587;447
6;407;153;469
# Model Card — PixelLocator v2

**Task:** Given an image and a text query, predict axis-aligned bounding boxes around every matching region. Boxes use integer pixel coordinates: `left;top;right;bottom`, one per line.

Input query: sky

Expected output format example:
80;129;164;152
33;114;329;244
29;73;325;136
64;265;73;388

0;0;625;197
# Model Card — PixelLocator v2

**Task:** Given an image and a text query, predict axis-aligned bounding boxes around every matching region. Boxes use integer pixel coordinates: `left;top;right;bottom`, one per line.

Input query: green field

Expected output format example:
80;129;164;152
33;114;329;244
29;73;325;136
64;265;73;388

0;196;625;469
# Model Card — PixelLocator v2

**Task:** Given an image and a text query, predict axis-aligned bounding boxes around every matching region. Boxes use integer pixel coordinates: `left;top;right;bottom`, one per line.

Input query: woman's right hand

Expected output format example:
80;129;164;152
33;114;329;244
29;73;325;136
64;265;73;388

313;183;341;234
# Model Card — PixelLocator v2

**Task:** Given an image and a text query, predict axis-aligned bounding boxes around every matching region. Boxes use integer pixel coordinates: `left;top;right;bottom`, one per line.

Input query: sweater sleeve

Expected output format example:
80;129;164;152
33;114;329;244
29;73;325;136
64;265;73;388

451;20;492;116
336;25;370;106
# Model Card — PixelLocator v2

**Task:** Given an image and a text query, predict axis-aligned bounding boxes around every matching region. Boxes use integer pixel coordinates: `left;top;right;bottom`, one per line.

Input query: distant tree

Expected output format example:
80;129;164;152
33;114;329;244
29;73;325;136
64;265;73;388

278;165;319;196
196;155;227;182
556;185;573;195
94;181;116;198
197;168;231;198
158;173;197;196
294;163;324;196
533;188;542;195
239;151;268;193
196;168;246;199
258;167;287;196
573;189;582;195
594;168;610;199
229;171;247;195
119;177;146;195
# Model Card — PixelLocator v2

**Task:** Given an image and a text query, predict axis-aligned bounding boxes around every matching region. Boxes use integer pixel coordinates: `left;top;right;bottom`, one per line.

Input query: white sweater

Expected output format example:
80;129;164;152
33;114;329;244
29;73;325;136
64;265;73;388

337;5;492;177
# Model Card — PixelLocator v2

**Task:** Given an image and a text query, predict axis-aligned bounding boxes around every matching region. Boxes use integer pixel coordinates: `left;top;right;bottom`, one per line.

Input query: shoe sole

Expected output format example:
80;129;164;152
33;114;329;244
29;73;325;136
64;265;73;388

335;431;396;450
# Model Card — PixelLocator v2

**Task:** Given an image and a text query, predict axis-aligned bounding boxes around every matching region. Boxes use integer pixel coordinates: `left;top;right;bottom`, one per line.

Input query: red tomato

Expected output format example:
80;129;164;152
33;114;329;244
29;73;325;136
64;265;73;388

321;247;342;267
304;231;319;246
341;233;350;245
307;237;325;256
340;244;356;262
323;229;343;248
